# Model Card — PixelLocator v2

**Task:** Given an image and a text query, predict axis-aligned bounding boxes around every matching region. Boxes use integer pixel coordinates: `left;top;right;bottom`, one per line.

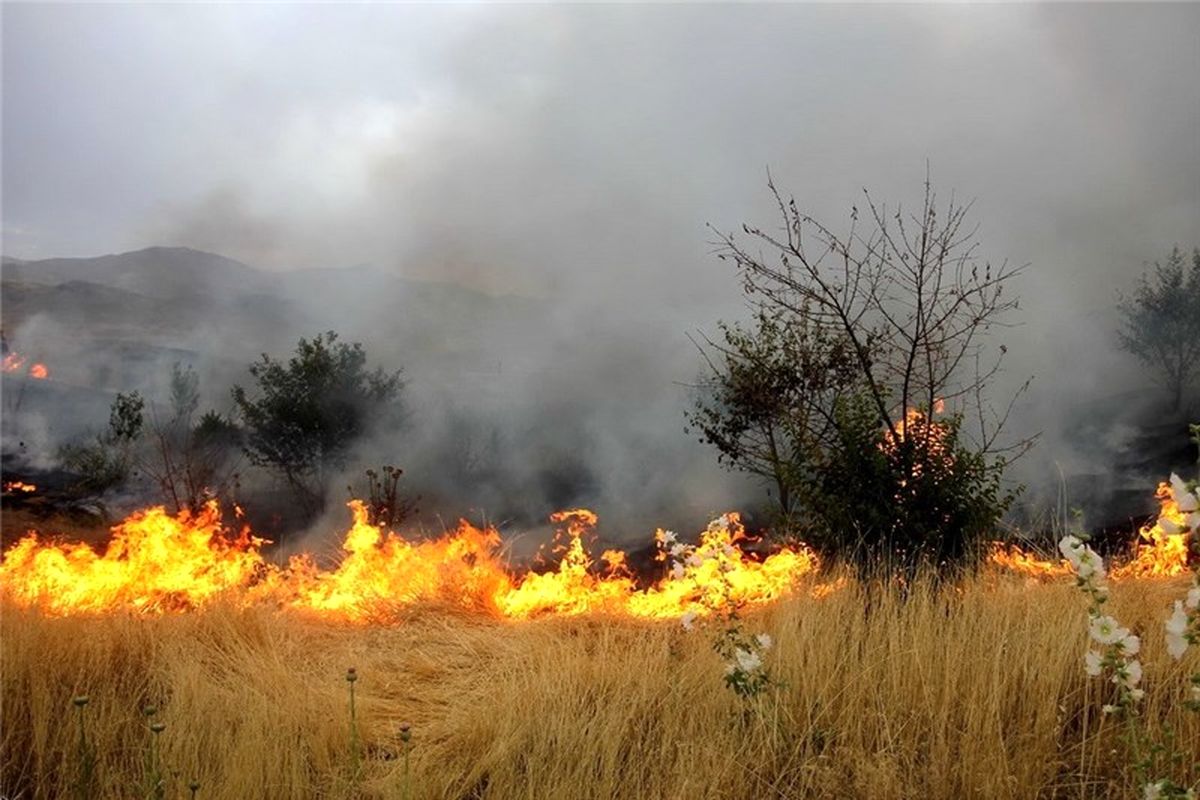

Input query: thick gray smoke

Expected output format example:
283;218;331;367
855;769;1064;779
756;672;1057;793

3;4;1198;538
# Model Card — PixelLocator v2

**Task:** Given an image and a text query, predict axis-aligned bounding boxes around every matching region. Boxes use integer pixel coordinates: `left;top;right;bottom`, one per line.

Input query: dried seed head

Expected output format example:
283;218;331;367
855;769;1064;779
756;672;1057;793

143;705;158;717
345;667;358;683
399;721;412;742
150;722;166;733
73;695;90;708
189;780;201;791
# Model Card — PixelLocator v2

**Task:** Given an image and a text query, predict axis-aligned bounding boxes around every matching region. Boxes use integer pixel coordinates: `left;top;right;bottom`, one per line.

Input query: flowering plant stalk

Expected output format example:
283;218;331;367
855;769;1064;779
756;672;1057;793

1062;446;1200;800
659;516;775;699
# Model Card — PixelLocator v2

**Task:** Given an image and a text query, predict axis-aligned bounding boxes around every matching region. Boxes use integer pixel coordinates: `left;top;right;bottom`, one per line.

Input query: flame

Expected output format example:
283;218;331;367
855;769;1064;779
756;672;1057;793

3;472;1191;620
1;351;48;379
1;501;819;621
0;502;269;614
985;543;1071;579
3;481;37;494
1112;481;1192;578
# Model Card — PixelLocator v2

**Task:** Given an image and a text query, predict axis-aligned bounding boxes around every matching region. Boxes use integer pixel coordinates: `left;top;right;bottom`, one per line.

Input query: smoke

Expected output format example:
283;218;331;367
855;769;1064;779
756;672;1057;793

3;4;1199;536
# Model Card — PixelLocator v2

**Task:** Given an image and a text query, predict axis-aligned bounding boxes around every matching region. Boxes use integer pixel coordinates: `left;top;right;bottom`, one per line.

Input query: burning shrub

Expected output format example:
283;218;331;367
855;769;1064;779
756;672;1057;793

700;175;1029;575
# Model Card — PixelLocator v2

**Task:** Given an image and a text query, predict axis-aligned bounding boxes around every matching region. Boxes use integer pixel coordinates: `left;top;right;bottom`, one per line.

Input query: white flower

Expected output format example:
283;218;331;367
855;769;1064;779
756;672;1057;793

1159;517;1182;536
670;562;686;581
1130;688;1145;702
659;530;677;546
685;553;704;568
1114;659;1142;689
1058;535;1084;567
1190;685;1200;702
1102;704;1118;714
755;633;773;650
1143;780;1165;800
1119;633;1141;656
733;647;762;673
1167;633;1190;660
1188;511;1200;531
1076;546;1106;580
1186;586;1200;611
1084;650;1103;676
1166;602;1190;659
1169;473;1198;512
669;543;687;559
1089;615;1126;645
680;611;697;631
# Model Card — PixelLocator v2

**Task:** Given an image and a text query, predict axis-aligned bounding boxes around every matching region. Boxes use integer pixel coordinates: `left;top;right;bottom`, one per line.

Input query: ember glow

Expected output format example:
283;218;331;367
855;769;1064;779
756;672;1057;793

1;352;48;379
2;481;37;494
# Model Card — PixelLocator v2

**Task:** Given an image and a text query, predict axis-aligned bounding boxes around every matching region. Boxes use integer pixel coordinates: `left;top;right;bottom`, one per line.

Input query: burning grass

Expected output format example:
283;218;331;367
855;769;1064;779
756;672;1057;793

2;574;1198;799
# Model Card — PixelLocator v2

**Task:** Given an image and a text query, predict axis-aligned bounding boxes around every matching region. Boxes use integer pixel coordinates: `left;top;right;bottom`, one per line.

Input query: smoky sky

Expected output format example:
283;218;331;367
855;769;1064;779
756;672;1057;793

3;3;1200;530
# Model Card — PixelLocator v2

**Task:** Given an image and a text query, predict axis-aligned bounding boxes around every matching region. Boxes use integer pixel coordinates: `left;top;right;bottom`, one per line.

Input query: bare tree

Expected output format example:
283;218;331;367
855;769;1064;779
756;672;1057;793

713;173;1031;463
1117;246;1200;412
702;173;1032;569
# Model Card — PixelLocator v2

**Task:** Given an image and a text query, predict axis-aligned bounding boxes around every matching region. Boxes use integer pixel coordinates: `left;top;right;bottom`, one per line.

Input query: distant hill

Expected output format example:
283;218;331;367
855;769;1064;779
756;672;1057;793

1;246;268;300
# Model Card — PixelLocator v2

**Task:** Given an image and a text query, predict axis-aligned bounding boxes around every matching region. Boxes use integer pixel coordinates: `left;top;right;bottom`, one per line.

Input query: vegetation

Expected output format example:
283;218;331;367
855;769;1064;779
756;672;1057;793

232;332;405;517
58;391;146;495
141;364;242;514
697;176;1029;571
1117;246;1200;412
2;574;1197;799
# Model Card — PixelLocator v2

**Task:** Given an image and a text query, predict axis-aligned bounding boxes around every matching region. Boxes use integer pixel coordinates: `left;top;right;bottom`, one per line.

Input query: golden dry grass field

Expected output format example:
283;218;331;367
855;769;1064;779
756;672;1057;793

3;573;1198;800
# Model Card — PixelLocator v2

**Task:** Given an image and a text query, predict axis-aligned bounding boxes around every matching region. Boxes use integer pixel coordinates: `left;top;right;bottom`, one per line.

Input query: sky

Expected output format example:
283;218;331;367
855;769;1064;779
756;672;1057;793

3;3;1199;525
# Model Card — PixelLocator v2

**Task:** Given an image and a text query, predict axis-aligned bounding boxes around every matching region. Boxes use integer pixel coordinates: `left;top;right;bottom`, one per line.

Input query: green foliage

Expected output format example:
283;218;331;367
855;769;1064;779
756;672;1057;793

687;308;858;524
701;177;1028;573
59;391;145;495
232;332;403;514
145;364;242;513
1117;246;1200;411
806;392;1015;574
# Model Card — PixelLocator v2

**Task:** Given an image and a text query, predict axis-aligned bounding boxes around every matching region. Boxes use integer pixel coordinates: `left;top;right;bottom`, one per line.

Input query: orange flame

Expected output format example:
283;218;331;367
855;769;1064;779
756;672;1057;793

1;351;48;379
985;543;1071;579
1112;481;1192;578
1;501;819;621
3;481;37;494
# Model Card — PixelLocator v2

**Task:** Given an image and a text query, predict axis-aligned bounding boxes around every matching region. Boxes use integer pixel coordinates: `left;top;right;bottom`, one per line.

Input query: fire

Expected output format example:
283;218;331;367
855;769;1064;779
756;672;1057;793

2;481;37;494
988;477;1196;579
1;351;48;379
986;543;1071;579
2;353;24;372
880;402;952;481
0;501;820;621
0;503;268;614
2;472;1191;620
1112;480;1193;578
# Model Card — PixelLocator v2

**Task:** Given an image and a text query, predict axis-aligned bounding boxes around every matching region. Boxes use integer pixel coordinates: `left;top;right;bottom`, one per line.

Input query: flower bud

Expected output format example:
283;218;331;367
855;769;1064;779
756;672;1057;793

73;695;89;708
346;667;358;683
150;722;166;733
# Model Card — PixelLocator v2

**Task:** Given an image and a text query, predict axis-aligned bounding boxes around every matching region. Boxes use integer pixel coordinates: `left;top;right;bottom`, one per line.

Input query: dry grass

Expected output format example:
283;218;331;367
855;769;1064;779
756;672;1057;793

2;573;1198;799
